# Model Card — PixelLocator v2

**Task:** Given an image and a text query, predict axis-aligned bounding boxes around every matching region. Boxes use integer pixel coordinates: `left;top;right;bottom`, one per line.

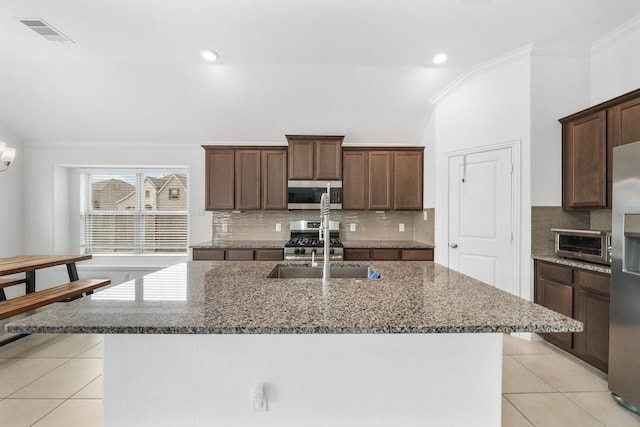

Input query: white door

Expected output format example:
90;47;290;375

448;147;514;294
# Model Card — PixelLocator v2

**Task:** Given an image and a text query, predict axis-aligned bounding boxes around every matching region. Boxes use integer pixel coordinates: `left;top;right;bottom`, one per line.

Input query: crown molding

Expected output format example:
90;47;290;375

592;14;640;56
429;44;534;106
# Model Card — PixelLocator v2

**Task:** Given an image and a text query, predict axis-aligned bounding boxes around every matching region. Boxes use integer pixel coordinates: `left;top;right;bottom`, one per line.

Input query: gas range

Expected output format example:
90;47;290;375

284;220;344;261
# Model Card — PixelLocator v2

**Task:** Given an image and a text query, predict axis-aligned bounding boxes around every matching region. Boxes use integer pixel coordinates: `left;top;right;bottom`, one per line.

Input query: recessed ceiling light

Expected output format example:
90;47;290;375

433;53;448;64
201;49;219;62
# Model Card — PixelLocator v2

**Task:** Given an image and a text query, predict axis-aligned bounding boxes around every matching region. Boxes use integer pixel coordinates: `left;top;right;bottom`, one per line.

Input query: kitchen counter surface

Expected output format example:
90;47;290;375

190;240;287;249
533;254;611;274
342;240;434;249
6;261;581;335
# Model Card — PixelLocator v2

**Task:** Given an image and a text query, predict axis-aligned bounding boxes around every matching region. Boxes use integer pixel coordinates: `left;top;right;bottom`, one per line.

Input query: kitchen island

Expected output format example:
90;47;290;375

7;261;581;426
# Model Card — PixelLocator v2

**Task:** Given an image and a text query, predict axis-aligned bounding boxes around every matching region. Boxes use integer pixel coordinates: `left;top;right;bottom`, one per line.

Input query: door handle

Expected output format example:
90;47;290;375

450;243;458;248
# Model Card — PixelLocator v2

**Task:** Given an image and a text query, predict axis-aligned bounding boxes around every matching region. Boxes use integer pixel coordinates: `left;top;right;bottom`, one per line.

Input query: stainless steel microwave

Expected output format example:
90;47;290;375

552;228;612;265
287;180;342;210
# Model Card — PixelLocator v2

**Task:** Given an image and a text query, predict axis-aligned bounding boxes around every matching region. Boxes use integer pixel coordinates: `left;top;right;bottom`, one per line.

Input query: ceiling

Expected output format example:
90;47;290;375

1;0;639;146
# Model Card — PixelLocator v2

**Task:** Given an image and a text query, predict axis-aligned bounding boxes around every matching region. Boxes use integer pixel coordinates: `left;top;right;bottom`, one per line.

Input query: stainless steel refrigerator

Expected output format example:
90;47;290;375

610;140;640;413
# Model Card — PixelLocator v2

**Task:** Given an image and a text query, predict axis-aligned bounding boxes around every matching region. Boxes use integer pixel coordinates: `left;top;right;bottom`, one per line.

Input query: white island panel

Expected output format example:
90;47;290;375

104;333;502;427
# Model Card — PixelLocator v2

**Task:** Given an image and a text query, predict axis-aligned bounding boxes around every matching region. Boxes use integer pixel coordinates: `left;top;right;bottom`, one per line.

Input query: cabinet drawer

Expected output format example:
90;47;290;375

192;249;225;261
577;270;610;295
226;250;255;261
372;249;400;261
401;249;433;261
537;262;574;285
255;249;283;261
344;249;371;261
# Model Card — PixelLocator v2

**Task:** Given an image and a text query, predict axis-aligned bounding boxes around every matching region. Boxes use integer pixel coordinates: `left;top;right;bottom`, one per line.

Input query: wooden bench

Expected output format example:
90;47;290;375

0;278;111;320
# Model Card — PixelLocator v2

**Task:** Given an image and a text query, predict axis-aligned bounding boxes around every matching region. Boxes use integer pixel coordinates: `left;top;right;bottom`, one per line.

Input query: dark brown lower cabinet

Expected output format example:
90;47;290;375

534;260;610;372
344;248;433;262
254;249;284;261
192;248;283;261
192;248;225;261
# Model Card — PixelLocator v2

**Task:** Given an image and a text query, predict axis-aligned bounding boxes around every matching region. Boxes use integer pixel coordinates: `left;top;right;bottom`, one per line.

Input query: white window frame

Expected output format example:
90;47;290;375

79;168;189;255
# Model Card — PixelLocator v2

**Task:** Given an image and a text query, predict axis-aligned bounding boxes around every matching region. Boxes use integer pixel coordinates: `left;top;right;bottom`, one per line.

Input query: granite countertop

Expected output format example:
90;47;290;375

532;254;611;274
342;240;434;249
6;261;581;335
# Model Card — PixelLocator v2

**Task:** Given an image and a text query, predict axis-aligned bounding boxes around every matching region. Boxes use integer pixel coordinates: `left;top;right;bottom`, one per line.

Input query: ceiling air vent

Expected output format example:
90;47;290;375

19;18;74;43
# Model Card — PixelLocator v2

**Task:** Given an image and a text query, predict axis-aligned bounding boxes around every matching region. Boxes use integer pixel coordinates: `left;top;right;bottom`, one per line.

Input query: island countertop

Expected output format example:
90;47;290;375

6;261;582;335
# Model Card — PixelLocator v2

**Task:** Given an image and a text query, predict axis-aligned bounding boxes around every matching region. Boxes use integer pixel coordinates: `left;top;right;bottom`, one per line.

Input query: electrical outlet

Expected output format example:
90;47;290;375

251;383;268;412
350;223;356;232
221;223;228;233
399;223;405;232
423;211;428;221
276;223;282;232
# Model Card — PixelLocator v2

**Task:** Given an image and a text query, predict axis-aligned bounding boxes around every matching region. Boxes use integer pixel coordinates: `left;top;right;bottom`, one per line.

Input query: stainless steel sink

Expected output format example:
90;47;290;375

267;265;374;279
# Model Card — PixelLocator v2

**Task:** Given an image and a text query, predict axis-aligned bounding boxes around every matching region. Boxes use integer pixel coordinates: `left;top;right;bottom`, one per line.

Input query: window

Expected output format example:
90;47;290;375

80;170;188;254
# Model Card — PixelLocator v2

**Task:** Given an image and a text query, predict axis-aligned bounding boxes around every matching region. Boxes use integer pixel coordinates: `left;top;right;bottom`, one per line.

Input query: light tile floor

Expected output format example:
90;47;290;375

0;333;639;426
503;334;640;427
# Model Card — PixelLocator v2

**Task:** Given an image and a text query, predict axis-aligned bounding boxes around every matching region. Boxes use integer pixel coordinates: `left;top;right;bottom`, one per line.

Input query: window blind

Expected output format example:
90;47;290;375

80;171;188;254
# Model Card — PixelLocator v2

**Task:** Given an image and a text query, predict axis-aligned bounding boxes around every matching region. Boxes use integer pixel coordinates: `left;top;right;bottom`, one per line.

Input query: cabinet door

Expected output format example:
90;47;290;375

563;111;607;209
610;97;640;147
206;150;235;210
368;151;393;210
372;249;400;261
343;151;368;210
255;249;284;261
574;270;610;372
344;248;371;261
393;151;423;210
315;140;342;180
235;150;262;210
262;150;287;210
574;288;610;372
288;141;314;180
535;262;574;351
402;249;433;261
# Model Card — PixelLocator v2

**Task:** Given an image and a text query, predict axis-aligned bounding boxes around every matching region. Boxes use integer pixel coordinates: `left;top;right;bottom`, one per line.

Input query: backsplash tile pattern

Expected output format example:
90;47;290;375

531;207;589;255
414;208;435;245
590;209;612;231
211;210;425;241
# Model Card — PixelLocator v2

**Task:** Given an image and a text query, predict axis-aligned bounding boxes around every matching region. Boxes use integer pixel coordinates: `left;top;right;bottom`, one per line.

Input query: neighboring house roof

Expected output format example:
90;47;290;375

92;179;135;209
97;174;187;207
148;174;188;194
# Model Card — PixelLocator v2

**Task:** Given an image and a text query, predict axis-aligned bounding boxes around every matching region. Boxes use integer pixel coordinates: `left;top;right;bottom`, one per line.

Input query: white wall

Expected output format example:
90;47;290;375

22;142;212;286
431;49;532;298
0;124;24;257
591;16;640;104
530;51;591;206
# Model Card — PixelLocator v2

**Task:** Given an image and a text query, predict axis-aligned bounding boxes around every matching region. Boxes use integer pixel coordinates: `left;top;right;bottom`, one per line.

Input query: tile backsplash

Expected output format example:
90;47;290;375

211;210;434;243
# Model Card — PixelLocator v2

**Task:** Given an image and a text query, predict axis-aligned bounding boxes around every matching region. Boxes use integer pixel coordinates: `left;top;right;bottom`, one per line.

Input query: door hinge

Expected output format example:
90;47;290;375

511;164;514;174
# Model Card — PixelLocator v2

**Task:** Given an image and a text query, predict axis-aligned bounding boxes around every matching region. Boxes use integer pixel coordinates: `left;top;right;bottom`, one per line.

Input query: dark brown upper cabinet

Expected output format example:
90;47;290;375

205;149;235;210
562;111;608;209
560;88;640;210
203;147;287;211
286;135;343;180
342;150;368;210
342;147;423;211
393;150;423;210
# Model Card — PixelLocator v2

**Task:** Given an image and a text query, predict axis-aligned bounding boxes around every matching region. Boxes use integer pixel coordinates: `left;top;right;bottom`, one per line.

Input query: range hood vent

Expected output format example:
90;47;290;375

19;18;74;43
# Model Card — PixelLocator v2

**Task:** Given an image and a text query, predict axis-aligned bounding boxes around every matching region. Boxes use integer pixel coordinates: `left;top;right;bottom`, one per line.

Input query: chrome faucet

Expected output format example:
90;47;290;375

319;183;331;284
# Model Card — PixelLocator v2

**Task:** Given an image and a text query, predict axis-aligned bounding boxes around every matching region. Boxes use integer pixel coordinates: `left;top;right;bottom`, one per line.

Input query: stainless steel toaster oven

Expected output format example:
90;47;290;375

552;228;612;265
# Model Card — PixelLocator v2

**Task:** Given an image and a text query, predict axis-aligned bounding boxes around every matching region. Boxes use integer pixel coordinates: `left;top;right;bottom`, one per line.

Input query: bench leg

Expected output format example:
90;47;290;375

26;271;36;294
66;263;79;281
